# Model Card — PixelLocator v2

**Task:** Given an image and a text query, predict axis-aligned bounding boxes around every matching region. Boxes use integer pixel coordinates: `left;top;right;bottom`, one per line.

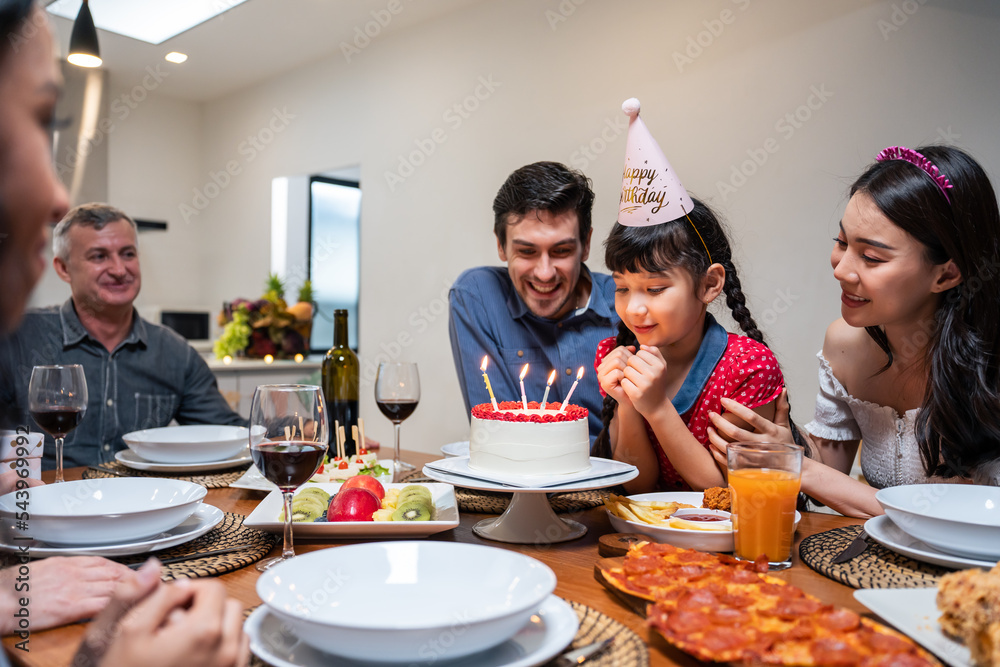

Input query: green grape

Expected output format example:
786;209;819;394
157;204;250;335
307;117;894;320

213;309;251;358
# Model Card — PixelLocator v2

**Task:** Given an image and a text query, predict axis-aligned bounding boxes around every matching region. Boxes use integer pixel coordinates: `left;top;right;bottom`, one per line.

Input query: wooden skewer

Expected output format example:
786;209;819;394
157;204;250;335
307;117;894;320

334;420;341;457
352;425;359;458
358;417;366;452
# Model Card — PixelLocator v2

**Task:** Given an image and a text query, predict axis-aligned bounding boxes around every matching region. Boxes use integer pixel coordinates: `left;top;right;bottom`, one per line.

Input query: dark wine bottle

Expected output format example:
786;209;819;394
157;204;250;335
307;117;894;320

321;309;360;458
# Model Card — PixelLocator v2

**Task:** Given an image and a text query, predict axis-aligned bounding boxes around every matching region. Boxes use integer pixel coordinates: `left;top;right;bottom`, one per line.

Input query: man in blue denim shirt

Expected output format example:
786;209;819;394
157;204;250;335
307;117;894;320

449;162;618;444
0;204;245;469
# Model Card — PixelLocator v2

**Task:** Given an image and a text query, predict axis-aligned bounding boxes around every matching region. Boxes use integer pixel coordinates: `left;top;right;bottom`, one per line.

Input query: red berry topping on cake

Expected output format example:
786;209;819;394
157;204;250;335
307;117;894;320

472;401;588;422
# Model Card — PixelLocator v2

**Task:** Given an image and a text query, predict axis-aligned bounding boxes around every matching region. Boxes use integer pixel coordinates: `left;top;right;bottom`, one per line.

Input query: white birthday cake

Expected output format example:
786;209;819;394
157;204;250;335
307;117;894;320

469;401;590;476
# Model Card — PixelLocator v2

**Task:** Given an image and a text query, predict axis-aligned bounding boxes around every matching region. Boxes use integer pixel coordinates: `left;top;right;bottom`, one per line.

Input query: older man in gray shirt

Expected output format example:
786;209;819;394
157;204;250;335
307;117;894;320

0;203;245;469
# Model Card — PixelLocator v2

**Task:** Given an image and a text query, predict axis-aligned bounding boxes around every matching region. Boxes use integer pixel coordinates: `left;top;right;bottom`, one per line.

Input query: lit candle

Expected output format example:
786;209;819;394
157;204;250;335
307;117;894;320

480;356;499;411
264;354;274;364
294;353;304;363
540;370;556;410
222;355;232;365
519;363;529;410
559;367;585;412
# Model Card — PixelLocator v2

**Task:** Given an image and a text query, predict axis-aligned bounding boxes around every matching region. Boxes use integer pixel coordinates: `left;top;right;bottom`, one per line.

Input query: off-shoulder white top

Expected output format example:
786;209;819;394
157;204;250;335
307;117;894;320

804;352;1000;488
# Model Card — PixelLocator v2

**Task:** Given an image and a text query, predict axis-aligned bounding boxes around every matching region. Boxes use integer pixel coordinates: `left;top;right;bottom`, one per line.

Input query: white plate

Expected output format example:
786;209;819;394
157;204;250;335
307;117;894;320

243;483;459;538
246;595;579;667
605;491;800;552
854;588;969;667
0;504;224;557
117;447;252;472
424;456;637;488
423;463;638;493
865;515;995;570
441;440;470;457
230;460;394;491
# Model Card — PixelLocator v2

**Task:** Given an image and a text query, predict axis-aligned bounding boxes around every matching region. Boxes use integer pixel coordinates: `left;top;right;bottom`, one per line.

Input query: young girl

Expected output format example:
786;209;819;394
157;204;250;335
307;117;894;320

594;197;785;492
708;145;1000;518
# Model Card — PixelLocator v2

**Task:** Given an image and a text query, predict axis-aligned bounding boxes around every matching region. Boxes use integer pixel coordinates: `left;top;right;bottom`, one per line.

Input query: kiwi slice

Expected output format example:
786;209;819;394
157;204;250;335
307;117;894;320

281;495;326;522
297;487;331;505
397;485;432;505
391;500;433;521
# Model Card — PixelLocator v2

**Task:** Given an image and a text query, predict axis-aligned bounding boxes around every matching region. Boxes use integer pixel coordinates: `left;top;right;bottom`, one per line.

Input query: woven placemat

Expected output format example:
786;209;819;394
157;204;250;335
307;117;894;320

247;598;648;667
83;460;251;488
401;472;607;514
800;524;950;589
116;511;277;580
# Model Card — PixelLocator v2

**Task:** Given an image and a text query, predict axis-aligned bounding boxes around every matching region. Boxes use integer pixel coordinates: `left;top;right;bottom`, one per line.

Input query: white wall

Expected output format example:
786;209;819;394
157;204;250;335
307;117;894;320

30;82;207;319
95;0;1000;454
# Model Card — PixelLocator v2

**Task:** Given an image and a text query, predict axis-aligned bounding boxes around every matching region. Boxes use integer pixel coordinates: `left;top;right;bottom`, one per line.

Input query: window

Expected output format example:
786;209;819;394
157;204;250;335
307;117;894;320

308;177;361;352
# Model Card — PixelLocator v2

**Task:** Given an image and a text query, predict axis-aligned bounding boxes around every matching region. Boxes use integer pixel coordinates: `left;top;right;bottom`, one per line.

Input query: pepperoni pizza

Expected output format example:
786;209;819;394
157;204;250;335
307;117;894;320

603;541;940;666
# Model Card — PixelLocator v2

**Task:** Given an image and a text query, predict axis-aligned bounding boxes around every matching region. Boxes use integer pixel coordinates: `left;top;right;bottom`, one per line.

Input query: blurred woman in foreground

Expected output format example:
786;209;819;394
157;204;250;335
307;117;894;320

0;1;247;665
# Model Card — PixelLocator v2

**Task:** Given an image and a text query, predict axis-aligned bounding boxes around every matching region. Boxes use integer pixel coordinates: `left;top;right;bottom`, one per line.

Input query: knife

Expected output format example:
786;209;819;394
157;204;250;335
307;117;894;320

553;638;613;666
832;529;869;564
126;543;259;569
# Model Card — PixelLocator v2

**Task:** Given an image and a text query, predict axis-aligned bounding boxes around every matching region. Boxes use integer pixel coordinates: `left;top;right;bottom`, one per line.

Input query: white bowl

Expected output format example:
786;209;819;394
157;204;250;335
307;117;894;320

256;541;556;662
0;478;205;546
123;424;248;463
876;484;1000;559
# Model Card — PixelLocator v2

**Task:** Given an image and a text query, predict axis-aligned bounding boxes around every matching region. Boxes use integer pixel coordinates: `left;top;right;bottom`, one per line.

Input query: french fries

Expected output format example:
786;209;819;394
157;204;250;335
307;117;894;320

602;493;695;527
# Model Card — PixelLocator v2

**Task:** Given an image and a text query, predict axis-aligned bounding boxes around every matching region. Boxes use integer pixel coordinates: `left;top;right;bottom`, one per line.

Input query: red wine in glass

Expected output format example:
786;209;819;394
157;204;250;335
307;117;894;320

28;365;88;483
376;399;419;423
251;441;326;491
375;362;420;478
250;384;328;571
30;407;84;439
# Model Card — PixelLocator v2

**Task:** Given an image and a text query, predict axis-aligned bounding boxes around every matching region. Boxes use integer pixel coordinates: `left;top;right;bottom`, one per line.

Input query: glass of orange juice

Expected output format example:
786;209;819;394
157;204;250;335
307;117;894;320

727;442;803;570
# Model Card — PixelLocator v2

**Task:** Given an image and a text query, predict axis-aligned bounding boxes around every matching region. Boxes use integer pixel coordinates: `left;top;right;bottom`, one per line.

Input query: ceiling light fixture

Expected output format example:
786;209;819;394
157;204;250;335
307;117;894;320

165;52;188;64
67;0;102;68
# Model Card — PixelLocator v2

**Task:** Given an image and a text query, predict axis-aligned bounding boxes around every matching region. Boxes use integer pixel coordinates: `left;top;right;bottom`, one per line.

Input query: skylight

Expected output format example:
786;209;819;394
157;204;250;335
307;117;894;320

46;0;250;45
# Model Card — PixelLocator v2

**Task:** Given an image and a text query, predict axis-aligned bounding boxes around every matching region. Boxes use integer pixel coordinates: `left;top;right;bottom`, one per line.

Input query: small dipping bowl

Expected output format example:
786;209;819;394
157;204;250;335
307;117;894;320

669;508;732;531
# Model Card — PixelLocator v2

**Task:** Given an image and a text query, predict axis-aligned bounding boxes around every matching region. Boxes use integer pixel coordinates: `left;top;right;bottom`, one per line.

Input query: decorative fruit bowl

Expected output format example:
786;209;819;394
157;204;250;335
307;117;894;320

214;274;313;359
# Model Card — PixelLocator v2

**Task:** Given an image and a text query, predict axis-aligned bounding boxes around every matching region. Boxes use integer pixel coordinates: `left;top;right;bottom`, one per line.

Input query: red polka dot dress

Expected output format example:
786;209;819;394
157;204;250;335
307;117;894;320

595;332;784;490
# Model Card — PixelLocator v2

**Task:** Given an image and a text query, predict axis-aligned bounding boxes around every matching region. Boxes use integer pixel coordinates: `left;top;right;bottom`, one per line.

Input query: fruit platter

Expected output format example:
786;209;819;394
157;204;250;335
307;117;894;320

243;479;459;538
214;274;313;360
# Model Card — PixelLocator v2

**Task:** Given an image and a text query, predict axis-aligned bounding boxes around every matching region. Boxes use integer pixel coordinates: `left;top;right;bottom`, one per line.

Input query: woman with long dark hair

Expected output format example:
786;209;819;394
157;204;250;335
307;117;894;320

709;145;1000;518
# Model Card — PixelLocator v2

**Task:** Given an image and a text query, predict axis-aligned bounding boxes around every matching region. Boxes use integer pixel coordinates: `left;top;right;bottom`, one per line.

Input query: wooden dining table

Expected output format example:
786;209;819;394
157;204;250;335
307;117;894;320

4;452;867;667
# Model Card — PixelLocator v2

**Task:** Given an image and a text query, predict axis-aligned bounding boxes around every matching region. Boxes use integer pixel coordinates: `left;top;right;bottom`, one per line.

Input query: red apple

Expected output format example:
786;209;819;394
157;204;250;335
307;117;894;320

327;487;380;522
340;474;385;501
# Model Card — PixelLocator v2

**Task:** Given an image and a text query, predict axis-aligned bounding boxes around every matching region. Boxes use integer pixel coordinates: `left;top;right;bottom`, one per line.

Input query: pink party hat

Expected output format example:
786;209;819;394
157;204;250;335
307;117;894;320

618;98;694;227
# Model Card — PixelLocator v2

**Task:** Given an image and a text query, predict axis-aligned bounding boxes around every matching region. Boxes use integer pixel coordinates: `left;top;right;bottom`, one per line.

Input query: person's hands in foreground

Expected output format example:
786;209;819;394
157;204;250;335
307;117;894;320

0;556;132;635
77;558;249;667
0;470;43;496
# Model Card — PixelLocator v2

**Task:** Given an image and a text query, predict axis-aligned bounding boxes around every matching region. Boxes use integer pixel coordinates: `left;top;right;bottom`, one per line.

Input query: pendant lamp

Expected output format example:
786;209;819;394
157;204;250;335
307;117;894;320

67;0;101;68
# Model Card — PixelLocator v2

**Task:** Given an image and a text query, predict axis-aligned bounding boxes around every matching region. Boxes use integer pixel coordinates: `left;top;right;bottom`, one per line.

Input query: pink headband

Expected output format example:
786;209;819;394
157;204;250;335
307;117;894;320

875;146;953;203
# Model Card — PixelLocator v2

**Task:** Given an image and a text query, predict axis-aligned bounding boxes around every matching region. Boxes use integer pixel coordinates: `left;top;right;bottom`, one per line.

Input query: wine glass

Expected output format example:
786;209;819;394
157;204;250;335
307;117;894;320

28;365;88;483
375;362;420;479
249;384;328;571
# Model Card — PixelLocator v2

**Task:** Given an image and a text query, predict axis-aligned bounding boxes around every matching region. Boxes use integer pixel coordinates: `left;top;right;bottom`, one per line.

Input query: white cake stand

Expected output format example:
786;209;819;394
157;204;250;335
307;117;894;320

421;459;638;545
